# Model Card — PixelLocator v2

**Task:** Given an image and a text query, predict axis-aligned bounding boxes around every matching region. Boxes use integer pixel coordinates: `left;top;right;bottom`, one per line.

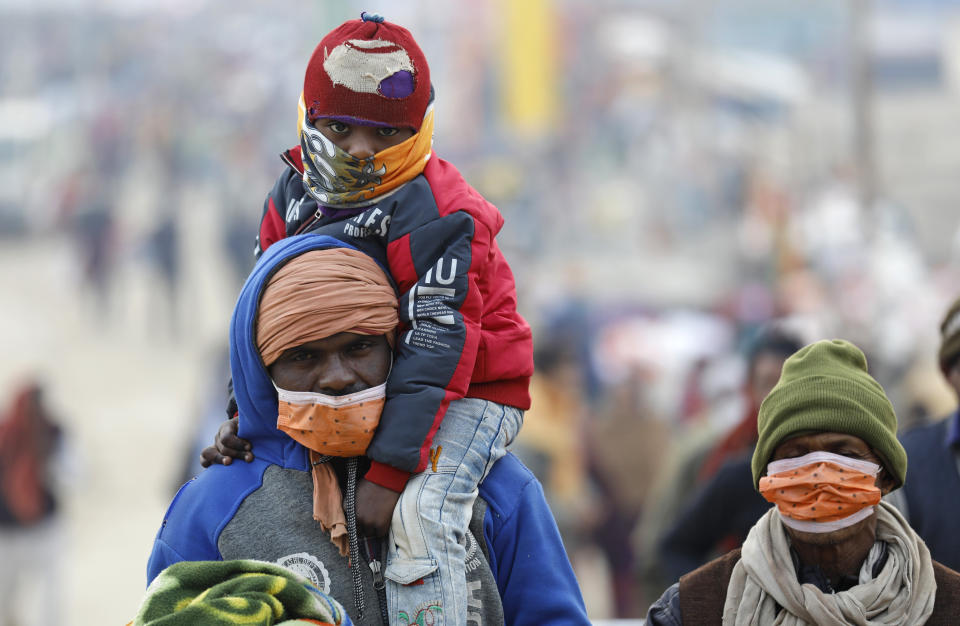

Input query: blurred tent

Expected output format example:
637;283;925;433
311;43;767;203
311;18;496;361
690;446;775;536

694;49;811;116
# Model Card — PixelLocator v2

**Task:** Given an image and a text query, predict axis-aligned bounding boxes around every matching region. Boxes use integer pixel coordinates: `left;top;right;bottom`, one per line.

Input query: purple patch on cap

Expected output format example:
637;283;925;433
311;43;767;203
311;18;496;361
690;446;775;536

378;70;415;99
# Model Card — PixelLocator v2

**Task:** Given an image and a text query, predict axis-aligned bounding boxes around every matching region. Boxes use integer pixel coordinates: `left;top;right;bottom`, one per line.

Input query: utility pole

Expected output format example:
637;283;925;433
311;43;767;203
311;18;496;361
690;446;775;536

850;0;876;214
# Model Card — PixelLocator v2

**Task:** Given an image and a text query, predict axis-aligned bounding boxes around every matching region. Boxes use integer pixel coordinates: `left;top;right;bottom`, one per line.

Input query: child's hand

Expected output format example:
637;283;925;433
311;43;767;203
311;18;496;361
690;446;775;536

355;478;400;538
200;418;254;467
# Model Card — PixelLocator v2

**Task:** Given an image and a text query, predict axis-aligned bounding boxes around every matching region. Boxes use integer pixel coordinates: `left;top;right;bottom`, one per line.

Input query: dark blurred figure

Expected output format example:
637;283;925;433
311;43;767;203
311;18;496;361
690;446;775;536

60;107;126;323
511;342;588;529
896;296;960;571
0;381;64;626
222;216;257;290
586;365;670;617
696;329;805;483
677;357;710;425
145;211;181;337
657;328;803;581
174;345;233;491
68;192;117;321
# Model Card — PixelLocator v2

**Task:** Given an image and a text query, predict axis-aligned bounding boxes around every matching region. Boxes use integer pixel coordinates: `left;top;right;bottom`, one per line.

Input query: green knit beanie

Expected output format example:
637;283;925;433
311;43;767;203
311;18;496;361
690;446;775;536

751;339;907;490
939;296;960;375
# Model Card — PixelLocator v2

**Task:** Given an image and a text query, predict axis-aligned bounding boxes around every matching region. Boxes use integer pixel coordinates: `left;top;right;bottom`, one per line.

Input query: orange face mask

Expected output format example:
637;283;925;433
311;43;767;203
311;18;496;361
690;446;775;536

759;451;882;533
275;382;385;457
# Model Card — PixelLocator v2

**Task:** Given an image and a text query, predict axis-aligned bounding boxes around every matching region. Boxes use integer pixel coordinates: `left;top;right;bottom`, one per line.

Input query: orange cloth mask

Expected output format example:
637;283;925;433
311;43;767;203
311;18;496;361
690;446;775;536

759;451;882;533
275;382;386;457
298;92;435;209
275;382;387;557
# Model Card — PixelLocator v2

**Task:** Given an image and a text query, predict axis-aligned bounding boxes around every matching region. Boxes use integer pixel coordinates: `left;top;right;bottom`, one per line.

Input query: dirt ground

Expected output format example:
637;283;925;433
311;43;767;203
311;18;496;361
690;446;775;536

0;230;235;625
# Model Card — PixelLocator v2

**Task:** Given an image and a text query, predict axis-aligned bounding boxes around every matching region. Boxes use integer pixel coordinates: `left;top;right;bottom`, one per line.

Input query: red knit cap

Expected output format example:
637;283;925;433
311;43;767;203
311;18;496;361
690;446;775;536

303;12;430;130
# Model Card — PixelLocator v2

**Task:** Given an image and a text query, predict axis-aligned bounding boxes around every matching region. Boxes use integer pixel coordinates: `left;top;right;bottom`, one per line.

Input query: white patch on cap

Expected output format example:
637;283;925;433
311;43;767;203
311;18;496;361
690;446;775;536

323;38;413;94
349;39;398;50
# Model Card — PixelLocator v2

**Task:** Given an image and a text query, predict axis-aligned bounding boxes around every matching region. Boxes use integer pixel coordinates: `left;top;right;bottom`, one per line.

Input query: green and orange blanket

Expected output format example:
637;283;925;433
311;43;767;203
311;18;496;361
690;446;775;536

130;559;351;625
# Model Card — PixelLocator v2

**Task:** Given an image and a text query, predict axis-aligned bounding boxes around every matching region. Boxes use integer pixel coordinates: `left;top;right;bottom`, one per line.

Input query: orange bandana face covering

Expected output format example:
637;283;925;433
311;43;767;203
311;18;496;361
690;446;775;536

759;451;882;533
298;93;434;209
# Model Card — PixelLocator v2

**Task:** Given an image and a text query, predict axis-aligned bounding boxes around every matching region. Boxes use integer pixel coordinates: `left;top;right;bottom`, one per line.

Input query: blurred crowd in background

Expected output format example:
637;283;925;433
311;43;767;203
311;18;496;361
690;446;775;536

2;0;960;622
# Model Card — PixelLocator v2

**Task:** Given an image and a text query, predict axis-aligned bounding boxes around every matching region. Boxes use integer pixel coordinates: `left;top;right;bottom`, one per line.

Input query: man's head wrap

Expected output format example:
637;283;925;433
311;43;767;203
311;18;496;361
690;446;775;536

256;247;398;367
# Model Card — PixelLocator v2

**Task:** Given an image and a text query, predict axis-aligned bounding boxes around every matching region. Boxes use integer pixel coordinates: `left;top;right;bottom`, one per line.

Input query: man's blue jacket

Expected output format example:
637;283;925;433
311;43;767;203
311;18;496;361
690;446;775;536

146;234;589;625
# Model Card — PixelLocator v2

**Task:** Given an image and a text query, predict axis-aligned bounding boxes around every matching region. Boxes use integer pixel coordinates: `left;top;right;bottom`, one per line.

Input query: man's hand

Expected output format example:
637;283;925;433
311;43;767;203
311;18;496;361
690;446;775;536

199;417;254;467
355;478;401;538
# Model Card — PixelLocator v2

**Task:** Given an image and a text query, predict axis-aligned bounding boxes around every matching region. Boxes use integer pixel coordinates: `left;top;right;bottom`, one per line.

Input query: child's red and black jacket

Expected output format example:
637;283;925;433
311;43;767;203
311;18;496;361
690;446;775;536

255;147;533;491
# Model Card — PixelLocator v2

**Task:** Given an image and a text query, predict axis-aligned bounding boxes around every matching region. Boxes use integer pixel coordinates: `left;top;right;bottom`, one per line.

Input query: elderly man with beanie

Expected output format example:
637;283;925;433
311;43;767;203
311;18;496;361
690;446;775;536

646;339;960;625
147;234;588;626
896;296;960;572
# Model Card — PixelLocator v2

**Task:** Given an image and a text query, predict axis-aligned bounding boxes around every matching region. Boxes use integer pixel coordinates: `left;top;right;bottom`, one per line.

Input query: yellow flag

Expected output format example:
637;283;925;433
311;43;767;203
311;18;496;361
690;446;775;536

498;0;557;138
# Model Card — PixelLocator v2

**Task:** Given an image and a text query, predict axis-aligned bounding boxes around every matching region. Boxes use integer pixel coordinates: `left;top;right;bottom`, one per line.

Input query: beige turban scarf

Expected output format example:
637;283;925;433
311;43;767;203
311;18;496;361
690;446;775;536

256;247;398;367
255;247;398;555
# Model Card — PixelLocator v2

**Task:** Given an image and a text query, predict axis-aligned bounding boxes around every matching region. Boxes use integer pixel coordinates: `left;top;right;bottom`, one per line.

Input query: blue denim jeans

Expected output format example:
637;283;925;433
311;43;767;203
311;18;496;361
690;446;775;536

383;398;523;626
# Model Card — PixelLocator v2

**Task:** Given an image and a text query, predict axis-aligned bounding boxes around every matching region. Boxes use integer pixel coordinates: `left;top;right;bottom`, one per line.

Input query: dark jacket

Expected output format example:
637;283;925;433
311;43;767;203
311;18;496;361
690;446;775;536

646;548;960;625
658;454;770;581
900;410;960;572
255;147;533;491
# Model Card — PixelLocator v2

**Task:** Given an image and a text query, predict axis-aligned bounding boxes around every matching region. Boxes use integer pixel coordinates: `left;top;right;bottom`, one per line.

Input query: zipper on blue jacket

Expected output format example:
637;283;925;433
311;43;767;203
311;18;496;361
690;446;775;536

364;537;389;625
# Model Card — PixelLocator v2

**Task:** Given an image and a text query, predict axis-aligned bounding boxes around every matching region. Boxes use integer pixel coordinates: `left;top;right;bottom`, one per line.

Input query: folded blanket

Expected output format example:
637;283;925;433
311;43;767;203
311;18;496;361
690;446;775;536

131;560;352;625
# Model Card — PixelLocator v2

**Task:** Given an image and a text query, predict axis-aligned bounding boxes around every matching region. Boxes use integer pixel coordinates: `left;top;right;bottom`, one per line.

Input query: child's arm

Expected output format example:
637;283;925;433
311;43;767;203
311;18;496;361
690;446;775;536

199;417;253;467
254;171;294;259
363;210;497;490
355;480;400;537
254;148;314;258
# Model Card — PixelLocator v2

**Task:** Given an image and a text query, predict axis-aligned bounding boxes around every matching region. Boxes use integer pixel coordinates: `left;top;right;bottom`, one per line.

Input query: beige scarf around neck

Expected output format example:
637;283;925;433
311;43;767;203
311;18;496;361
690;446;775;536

722;501;936;626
